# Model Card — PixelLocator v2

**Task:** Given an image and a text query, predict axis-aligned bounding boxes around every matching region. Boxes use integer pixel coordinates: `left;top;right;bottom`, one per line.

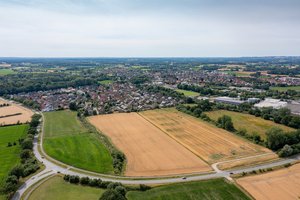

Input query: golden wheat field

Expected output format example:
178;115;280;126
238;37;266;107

140;108;274;164
88;112;211;177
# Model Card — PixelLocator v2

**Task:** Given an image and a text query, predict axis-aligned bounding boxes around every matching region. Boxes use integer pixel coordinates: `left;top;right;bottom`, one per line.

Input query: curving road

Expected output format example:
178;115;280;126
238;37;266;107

12;112;300;200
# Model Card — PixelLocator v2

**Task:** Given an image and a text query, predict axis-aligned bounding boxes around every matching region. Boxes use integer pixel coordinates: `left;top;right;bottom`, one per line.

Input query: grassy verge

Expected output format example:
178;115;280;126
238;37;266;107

27;175;104;200
270;86;300;92
127;178;251;200
175;89;199;97
43;110;114;174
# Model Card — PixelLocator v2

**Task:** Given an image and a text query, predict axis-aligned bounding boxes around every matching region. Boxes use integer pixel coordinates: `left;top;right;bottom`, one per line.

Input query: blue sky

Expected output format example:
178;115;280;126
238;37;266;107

0;0;299;57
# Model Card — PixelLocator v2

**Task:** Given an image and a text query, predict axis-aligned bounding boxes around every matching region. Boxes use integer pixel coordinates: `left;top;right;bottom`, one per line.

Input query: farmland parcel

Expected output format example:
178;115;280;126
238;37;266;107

43;110;113;174
28;176;104;200
127;178;251;200
88;113;211;177
0;99;34;125
0;125;28;191
237;164;300;200
140;109;274;164
206;110;294;139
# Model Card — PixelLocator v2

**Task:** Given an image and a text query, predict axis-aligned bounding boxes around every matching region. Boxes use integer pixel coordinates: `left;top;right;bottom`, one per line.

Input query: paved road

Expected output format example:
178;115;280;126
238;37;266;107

12;112;300;200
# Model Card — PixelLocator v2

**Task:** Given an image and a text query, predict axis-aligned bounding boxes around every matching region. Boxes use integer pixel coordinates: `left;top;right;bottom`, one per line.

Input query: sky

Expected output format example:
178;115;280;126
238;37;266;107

0;0;300;57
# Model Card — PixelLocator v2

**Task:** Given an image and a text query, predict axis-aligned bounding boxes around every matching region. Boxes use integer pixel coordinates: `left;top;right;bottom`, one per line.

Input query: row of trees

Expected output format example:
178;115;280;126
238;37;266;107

266;128;300;157
63;175;151;200
216;102;300;130
176;100;213;121
2;114;41;198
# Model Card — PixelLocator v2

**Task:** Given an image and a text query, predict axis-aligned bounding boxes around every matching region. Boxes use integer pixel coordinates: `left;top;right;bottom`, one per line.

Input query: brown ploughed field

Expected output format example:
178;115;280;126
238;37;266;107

237;164;300;200
0;99;34;125
88;112;211;177
140;109;274;164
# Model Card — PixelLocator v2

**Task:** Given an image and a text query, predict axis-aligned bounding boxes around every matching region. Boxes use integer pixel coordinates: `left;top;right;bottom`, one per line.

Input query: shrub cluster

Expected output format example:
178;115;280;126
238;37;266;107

112;150;125;174
266;128;300;157
176;100;213;121
63;175;151;200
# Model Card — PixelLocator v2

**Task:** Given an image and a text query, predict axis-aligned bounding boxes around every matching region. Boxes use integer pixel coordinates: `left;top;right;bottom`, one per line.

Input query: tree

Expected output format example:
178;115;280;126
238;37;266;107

217;115;234;131
69;102;77;111
20;149;32;160
115;186;126;196
266;128;286;150
21;138;33;150
80;177;90;185
99;189;126;200
278;145;294;157
9;164;24;178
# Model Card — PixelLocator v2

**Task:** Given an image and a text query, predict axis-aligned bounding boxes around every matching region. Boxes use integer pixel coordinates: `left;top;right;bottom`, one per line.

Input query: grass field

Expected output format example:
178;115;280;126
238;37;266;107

43;110;113;174
175;89;199;97
88;113;210;177
28;176;104;200
0;69;15;76
237;164;300;200
140;109;272;164
0;125;28;186
98;80;113;85
127;179;251;200
205;110;294;139
270;86;300;92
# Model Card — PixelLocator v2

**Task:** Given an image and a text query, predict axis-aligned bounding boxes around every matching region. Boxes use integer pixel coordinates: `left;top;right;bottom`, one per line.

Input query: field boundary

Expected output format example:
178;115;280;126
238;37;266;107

81;116;127;175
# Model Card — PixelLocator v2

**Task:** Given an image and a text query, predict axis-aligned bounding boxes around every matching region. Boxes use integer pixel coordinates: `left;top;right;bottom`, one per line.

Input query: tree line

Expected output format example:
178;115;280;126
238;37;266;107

63;174;151;200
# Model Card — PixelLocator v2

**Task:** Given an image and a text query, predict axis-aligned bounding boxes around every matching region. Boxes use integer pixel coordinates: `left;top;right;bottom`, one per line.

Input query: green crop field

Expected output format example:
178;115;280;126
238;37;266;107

98;80;113;85
0;125;28;187
43;110;113;173
270;86;300;92
127;179;251;200
175;89;199;97
0;69;15;76
28;176;104;200
206;110;294;139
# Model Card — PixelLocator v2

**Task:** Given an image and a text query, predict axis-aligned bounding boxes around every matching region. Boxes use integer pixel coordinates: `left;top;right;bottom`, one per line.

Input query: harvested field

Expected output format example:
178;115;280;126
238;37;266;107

237;164;300;200
140;109;273;164
88;113;211;177
218;153;278;170
0;99;33;125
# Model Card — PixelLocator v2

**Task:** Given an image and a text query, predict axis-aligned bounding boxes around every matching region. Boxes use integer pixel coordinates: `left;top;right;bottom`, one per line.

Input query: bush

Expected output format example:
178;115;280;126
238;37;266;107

21;138;33;150
107;182;122;190
217;115;235;131
9;164;24;179
3;175;19;193
99;189;126;200
88;178;100;187
69;175;80;184
80;177;90;185
278;145;294;157
63;174;70;181
139;184;151;191
20;149;32;160
115;186;127;196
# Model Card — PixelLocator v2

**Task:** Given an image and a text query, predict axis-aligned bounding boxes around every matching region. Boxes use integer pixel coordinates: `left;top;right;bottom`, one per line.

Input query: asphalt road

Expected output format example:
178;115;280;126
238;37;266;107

12;112;300;200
